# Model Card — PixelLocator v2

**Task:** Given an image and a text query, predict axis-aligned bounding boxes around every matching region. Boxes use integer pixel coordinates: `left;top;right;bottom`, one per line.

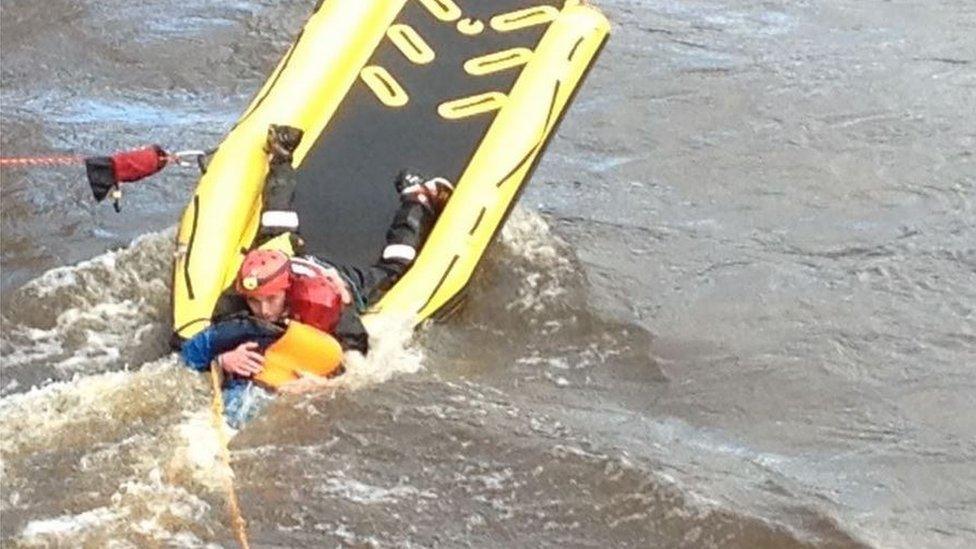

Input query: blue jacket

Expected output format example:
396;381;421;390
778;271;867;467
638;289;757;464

180;316;284;371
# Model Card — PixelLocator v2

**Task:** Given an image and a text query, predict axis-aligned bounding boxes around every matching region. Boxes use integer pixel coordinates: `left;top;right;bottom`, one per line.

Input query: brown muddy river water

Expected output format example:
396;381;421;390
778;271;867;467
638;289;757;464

1;1;974;547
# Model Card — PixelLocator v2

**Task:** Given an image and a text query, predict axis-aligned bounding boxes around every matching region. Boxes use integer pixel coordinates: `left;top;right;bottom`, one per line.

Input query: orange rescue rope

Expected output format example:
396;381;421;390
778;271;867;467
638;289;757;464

0;151;203;168
0;154;85;167
209;361;252;549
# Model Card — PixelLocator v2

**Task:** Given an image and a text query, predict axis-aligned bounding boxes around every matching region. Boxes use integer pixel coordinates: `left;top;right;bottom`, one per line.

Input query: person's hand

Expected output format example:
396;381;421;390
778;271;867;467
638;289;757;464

218;342;265;377
278;371;337;394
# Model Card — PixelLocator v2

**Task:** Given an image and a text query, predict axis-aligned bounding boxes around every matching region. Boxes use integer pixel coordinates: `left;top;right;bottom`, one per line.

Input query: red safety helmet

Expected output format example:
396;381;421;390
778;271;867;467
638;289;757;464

235;249;292;297
288;275;344;333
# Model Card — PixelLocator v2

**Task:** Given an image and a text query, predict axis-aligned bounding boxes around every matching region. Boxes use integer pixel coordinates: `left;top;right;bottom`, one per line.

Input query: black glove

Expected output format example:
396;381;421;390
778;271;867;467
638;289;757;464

266;124;304;165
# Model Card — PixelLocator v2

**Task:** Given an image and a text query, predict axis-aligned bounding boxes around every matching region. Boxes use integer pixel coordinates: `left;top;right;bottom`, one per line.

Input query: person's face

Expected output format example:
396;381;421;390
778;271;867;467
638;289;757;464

246;291;288;322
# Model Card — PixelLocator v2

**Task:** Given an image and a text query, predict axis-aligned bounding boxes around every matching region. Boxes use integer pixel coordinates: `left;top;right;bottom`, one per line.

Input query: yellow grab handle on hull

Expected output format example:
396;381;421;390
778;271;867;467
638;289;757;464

255;321;343;389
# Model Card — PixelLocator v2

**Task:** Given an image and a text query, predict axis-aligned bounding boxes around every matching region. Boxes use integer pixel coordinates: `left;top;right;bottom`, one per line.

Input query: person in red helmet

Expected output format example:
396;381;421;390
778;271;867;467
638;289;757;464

181;124;452;391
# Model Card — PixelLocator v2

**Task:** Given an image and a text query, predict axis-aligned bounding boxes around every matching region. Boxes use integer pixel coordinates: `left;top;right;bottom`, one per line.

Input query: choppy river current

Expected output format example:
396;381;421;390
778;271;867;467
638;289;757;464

2;1;974;547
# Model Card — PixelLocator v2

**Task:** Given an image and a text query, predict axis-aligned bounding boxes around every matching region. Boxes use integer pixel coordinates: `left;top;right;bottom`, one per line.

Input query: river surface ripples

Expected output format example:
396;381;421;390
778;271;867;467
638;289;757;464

1;1;974;547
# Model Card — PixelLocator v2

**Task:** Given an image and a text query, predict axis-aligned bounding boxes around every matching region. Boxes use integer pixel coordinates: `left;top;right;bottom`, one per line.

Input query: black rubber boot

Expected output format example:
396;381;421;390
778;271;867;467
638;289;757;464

395;169;454;213
394;169;425;194
261;124;304;211
266;124;304;165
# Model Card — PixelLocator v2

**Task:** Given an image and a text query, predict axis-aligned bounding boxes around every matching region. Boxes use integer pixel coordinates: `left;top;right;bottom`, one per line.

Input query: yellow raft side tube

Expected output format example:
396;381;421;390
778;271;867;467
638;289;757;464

373;5;610;325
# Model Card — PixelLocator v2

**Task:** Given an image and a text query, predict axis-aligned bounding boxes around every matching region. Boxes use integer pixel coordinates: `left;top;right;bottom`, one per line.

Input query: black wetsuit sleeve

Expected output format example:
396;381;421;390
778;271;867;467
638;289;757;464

334;200;438;305
180;315;285;372
254;162;301;247
337;263;401;306
333;309;369;355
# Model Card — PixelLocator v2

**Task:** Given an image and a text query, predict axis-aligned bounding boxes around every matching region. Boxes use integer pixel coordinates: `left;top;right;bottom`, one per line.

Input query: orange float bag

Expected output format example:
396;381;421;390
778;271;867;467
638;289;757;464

254;321;343;389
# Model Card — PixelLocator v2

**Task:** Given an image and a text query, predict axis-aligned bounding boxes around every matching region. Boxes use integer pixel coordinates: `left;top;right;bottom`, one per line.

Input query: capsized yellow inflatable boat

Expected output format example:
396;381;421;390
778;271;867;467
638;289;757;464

172;0;609;342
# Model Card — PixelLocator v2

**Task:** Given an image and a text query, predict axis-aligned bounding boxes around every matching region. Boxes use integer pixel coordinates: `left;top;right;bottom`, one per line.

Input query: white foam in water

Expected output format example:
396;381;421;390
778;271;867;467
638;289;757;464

0;357;200;461
171;411;234;492
0;326;66;370
338;314;426;391
20;508;120;539
0;367;160;455
19;229;172;301
0;356;237;546
318;471;437;505
496;207;575;314
498;206;571;270
1;230;173;378
18;470;217;548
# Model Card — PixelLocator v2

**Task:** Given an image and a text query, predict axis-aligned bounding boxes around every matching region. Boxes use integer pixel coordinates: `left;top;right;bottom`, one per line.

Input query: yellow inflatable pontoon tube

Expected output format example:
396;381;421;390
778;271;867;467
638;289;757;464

172;0;609;341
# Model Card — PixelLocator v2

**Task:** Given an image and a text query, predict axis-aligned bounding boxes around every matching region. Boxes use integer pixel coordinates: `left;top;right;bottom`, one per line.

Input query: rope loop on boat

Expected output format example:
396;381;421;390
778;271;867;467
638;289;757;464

166;149;207;167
